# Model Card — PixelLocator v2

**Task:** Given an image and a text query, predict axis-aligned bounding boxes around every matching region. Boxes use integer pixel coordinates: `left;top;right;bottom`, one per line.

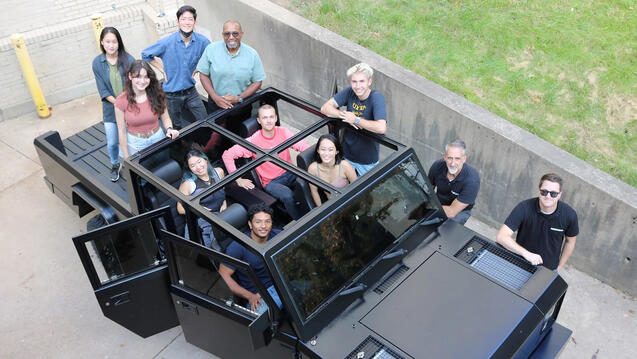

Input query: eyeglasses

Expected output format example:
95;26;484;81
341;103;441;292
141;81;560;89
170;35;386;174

222;31;240;38
539;189;560;198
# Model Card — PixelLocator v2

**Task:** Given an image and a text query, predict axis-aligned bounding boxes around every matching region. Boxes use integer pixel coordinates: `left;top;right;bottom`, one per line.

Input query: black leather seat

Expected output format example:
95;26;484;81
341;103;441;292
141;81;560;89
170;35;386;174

295;146;321;214
210;203;248;252
144;158;186;237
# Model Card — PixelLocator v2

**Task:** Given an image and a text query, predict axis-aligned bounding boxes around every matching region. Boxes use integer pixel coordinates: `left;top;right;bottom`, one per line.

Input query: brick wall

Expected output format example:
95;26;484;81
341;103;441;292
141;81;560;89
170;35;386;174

0;2;180;121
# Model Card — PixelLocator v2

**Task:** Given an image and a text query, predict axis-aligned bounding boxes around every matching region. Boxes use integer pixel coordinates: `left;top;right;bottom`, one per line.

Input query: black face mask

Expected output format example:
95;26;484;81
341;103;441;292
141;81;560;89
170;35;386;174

180;29;193;38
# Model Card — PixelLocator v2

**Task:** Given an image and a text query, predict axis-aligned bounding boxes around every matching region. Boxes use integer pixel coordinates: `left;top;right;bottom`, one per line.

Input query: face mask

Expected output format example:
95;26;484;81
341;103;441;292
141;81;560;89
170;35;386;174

180;29;193;38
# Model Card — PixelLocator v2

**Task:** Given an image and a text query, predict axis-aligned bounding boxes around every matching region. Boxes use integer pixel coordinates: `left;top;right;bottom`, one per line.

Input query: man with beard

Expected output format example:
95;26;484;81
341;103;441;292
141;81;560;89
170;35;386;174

427;139;480;225
320;63;387;176
196;20;266;114
496;173;578;272
142;5;210;129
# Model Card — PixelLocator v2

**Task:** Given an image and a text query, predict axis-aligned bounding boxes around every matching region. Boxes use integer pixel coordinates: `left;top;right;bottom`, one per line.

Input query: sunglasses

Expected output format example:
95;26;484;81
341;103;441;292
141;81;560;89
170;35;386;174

222;31;241;38
539;189;560;198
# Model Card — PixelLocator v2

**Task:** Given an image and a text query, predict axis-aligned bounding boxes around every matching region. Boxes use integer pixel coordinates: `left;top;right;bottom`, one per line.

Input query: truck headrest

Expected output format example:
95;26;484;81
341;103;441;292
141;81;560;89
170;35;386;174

296;146;315;170
149;159;182;185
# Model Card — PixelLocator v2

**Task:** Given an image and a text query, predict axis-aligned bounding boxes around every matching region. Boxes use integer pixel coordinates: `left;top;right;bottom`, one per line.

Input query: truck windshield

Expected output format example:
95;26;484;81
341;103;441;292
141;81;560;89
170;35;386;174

272;156;437;321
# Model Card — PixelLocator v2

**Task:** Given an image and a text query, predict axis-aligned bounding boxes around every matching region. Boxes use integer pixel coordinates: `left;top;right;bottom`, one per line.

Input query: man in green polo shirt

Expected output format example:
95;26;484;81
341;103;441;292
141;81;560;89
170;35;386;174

196;20;266;113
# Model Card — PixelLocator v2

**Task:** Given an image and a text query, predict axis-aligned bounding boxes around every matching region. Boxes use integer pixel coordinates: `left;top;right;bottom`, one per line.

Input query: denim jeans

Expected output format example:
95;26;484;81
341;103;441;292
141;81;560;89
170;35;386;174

126;127;165;156
247;285;283;315
264;171;300;220
450;209;472;225
104;122;120;165
348;160;378;176
166;87;207;129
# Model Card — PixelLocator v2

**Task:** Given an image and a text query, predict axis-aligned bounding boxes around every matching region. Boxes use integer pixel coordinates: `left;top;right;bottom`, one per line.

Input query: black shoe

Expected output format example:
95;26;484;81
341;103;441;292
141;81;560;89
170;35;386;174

110;163;121;182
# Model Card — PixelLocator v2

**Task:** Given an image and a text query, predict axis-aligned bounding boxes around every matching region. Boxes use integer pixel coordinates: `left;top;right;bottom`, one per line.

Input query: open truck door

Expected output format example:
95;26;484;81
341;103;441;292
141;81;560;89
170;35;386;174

72;206;179;338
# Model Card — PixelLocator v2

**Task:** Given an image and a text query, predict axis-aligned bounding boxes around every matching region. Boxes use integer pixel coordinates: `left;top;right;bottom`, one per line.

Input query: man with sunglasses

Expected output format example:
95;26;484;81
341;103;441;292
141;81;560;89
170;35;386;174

196;20;266;113
496;173;579;272
142;5;210;129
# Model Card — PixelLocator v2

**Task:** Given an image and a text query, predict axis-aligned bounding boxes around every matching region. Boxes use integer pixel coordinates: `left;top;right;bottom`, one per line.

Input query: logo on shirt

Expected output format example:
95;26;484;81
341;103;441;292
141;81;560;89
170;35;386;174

549;227;564;232
352;102;367;117
451;191;459;196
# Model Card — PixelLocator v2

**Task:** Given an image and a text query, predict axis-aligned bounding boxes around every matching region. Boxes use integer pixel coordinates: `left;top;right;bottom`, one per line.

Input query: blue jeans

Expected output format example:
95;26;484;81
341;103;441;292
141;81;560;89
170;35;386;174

166;87;207;129
104;122;120;165
248;285;283;315
126;127;165;156
349;160;378;176
184;217;219;250
265;171;300;220
450;209;472;225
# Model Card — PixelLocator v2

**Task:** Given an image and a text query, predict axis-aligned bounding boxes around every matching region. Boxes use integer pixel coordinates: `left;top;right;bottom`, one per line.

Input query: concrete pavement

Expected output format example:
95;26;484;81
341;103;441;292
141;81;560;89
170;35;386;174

0;95;634;358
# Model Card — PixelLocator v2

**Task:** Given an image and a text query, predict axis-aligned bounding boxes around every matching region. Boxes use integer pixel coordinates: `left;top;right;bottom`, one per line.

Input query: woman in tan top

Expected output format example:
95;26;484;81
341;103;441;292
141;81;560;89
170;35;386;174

307;134;357;206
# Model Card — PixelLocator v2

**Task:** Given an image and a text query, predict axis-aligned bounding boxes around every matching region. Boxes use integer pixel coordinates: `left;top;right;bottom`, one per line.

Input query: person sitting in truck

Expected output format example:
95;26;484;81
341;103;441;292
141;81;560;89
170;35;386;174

115;60;180;158
177;148;227;248
307;133;357;206
222;104;311;220
91;26;135;182
219;204;283;314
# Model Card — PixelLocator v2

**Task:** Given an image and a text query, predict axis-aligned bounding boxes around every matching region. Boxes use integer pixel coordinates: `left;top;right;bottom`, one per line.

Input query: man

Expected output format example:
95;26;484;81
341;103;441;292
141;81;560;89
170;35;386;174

196;20;266;113
219;204;282;314
222;105;310;220
427;139;480;225
320;63;387;175
142;5;209;129
496;173;579;272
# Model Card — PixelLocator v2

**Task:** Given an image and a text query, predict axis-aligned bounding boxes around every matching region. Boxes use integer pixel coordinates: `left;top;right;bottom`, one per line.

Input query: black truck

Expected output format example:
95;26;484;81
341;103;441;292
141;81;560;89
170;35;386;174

34;88;571;358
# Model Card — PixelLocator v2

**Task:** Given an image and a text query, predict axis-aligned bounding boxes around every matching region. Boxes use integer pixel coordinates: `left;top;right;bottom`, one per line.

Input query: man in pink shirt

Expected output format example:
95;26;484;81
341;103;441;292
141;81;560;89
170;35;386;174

222;104;311;219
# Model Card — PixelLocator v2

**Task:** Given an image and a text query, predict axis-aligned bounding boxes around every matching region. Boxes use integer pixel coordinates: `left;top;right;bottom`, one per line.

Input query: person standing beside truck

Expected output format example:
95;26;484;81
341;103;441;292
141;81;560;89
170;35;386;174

115;60;179;158
141;5;209;130
92;27;135;182
427;139;480;225
496;173;579;272
320;63;387;176
196;20;266;114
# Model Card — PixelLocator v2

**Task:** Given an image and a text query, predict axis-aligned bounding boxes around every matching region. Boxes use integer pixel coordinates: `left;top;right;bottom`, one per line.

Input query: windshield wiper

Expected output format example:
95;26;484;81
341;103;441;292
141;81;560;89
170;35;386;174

381;248;408;260
338;283;367;297
419;216;444;226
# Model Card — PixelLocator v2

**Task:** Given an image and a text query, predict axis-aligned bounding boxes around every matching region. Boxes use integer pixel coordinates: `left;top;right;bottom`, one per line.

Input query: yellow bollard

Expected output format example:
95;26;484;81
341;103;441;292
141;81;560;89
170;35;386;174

10;34;51;118
91;14;103;53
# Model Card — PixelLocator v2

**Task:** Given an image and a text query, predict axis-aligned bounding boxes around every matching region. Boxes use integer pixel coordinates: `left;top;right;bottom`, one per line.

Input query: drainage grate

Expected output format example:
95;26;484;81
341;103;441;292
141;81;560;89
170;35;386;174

374;264;409;294
345;336;405;359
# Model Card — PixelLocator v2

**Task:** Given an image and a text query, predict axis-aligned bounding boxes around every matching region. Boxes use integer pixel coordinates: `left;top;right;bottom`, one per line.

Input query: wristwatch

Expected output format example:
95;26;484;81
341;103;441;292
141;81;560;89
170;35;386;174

354;117;360;125
238;95;244;103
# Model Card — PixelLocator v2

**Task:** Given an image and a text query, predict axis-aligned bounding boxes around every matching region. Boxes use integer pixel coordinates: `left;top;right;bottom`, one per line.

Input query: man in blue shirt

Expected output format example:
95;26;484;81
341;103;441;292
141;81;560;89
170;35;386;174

142;5;209;129
427;139;480;225
196;20;266;114
219;204;282;314
320;63;387;175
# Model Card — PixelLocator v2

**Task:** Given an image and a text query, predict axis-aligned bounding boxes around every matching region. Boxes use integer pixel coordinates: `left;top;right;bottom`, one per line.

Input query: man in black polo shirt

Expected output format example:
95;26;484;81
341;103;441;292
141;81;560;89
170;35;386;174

427;139;480;224
496;173;579;272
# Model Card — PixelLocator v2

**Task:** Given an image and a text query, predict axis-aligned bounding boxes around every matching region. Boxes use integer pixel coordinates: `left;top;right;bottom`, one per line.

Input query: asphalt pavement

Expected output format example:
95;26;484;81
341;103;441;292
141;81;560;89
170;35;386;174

0;94;634;358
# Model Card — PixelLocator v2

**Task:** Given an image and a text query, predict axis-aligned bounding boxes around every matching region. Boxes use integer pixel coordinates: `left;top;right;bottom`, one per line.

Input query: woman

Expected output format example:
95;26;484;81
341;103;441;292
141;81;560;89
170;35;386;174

91;27;134;182
307;134;357;206
177;149;227;248
114;60;179;158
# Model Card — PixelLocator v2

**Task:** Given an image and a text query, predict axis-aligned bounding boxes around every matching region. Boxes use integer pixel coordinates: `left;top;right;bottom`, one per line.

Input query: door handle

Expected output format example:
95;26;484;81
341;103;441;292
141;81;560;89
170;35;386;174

109;291;130;306
178;300;199;315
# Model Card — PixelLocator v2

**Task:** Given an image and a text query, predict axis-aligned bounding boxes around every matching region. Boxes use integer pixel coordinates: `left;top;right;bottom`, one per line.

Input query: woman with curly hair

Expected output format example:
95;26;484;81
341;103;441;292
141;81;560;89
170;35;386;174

115;60;180;158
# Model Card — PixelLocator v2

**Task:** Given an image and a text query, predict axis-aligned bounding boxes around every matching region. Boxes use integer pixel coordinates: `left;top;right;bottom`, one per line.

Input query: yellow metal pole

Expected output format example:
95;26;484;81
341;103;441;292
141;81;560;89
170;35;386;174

91;14;103;53
10;34;51;118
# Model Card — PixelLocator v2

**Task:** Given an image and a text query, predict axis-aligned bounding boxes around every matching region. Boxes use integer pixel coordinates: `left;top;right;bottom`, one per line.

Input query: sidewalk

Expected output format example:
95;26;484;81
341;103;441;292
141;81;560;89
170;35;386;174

0;95;634;358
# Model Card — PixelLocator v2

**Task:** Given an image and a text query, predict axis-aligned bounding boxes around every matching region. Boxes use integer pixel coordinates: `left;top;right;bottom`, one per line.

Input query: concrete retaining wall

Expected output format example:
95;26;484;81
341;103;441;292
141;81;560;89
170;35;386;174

192;0;636;295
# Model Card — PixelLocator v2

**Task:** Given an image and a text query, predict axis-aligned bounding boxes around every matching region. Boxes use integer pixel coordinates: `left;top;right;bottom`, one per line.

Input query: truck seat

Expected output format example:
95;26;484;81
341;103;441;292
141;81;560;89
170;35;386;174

145;158;186;237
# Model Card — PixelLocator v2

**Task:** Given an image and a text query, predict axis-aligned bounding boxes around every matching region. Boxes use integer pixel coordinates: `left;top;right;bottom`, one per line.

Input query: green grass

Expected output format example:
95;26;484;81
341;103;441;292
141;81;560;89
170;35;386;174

283;0;637;186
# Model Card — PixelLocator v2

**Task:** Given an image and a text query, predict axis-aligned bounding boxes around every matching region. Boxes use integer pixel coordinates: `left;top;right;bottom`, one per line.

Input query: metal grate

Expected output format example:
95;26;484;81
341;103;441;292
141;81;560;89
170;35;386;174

374;264;409;294
455;236;536;291
345;336;405;359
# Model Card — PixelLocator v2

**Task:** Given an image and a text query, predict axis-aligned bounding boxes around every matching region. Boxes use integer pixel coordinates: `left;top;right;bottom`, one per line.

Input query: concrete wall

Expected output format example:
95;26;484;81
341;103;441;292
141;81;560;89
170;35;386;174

0;1;179;121
191;0;636;295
